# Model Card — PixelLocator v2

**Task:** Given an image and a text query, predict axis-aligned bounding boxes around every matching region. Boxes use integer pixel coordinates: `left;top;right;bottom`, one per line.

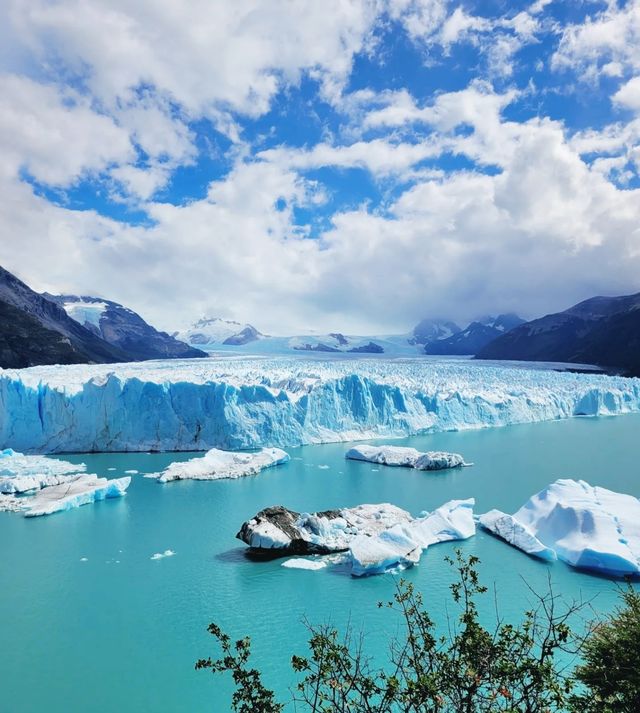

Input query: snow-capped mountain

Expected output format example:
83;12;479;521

174;317;263;348
0;266;133;368
424;314;525;356
409;318;461;345
47;294;206;361
477;293;640;375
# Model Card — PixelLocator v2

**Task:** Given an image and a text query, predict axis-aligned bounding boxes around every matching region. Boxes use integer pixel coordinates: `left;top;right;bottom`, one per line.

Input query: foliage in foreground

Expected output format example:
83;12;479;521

196;552;640;712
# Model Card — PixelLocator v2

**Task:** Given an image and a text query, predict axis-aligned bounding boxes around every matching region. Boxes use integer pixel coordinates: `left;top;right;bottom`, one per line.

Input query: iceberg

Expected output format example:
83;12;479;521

0;448;86;494
151;549;176;560
146;447;289;483
23;475;131;517
237;499;475;576
345;444;469;470
0;356;638;453
281;558;327;570
479;479;640;576
478;509;557;561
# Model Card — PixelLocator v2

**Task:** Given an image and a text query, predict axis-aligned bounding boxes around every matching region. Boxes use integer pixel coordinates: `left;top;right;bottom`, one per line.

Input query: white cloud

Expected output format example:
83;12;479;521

614;76;640;111
0;74;134;186
553;1;640;79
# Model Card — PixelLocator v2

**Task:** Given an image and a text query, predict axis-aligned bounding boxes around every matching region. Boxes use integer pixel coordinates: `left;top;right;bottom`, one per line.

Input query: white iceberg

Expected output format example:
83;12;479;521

151;549;176;560
345;445;469;470
24;475;131;517
349;499;476;576
0;357;637;453
479;479;640;576
479;509;557;562
238;499;475;576
0;448;86;494
281;558;327;570
146;447;290;483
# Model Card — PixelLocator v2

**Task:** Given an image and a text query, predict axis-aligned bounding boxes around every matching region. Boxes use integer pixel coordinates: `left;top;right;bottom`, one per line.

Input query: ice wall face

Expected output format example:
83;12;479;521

0;357;639;454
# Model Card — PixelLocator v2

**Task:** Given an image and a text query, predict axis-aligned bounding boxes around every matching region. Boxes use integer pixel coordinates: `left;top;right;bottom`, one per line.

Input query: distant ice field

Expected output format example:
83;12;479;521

0;355;636;453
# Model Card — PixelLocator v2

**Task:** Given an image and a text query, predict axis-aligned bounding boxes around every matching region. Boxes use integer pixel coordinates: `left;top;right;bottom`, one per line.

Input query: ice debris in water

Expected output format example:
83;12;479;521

146;447;289;483
237;499;475;576
281;558;327;570
479;479;640;577
345;445;470;470
0;357;638;452
151;549;176;560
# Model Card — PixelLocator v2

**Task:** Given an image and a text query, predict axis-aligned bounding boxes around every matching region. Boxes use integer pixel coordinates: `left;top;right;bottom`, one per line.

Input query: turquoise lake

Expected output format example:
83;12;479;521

2;413;640;712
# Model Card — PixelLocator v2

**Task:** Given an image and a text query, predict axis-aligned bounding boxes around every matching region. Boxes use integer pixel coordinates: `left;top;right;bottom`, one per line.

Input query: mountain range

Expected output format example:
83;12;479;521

476;293;640;376
0;266;204;368
0;265;638;375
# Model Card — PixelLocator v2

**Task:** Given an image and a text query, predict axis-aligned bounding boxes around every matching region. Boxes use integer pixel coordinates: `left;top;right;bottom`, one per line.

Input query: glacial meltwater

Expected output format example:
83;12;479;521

2;413;640;712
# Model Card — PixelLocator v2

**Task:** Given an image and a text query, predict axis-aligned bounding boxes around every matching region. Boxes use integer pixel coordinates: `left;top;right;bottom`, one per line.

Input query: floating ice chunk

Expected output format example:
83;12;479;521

414;452;469;470
124;470;139;475
281;558;327;570
318;464;330;470
479;509;556;561
349;499;476;576
0;449;86;494
238;499;475;576
147;447;289;483
345;445;469;471
80;557;88;562
479;479;640;576
151;549;176;560
24;475;131;517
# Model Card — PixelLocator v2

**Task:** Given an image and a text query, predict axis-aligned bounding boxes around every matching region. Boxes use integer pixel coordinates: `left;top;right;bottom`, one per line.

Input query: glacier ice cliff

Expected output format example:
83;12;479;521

237;499;475;576
1;356;639;453
479;479;640;576
146;447;289;483
345;444;468;470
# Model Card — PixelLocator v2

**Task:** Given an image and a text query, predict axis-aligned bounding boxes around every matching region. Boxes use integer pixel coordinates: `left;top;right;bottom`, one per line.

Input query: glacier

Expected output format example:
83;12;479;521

479;479;640;576
146;447;290;483
237;499;475;576
0;356;639;453
345;444;469;470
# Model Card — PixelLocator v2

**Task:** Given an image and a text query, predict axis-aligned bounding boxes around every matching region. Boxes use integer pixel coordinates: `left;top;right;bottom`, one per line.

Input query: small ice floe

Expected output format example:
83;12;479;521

237;499;475;577
124;470;139;475
107;467;116;471
479;479;640;577
345;445;470;471
80;557;88;562
281;558;327;571
318;465;330;470
150;549;176;560
24;475;131;517
146;447;289;483
0;448;86;495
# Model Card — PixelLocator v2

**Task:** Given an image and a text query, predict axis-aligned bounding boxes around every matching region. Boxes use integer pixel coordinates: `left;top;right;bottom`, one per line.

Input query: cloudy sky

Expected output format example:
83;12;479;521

1;0;639;334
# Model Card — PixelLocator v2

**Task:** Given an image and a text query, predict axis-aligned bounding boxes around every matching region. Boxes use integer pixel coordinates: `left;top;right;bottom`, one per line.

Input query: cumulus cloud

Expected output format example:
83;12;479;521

0;0;639;336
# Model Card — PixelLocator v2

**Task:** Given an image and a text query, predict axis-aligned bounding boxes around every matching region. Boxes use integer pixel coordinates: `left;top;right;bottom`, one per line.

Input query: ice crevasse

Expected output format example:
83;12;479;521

0;357;639;453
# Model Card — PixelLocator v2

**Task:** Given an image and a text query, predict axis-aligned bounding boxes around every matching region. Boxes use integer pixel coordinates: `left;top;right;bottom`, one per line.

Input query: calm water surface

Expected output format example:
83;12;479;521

2;414;640;712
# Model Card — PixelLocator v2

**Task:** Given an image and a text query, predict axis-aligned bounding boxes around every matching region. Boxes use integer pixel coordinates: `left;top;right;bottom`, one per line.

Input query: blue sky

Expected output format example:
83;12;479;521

1;0;640;333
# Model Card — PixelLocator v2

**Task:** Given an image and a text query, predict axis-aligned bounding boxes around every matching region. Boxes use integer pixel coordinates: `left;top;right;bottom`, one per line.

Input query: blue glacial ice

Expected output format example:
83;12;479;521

24;475;130;517
479;479;640;576
0;356;639;453
0;448;86;493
